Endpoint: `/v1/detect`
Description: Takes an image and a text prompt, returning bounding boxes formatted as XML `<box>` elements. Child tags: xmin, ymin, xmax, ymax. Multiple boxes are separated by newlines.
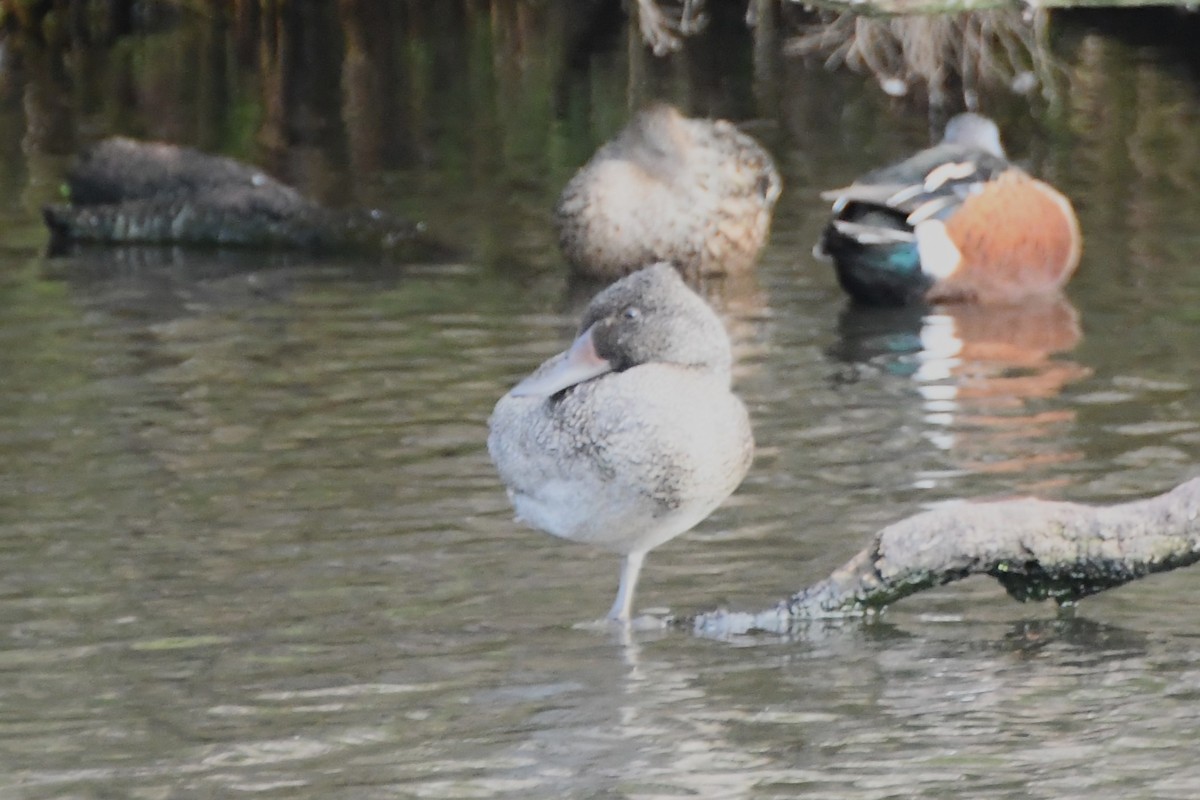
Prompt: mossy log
<box><xmin>692</xmin><ymin>477</ymin><xmax>1200</xmax><ymax>636</ymax></box>
<box><xmin>43</xmin><ymin>137</ymin><xmax>451</xmax><ymax>259</ymax></box>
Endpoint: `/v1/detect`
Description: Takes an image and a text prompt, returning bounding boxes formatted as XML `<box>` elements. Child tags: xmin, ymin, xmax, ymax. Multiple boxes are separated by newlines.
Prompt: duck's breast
<box><xmin>488</xmin><ymin>365</ymin><xmax>753</xmax><ymax>553</ymax></box>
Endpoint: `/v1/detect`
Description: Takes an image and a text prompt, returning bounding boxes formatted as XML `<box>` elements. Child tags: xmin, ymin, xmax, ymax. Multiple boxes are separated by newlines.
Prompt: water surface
<box><xmin>2</xmin><ymin>5</ymin><xmax>1200</xmax><ymax>798</ymax></box>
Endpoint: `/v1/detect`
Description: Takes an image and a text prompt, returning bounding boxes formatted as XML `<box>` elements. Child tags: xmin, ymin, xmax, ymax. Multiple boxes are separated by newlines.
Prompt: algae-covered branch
<box><xmin>692</xmin><ymin>477</ymin><xmax>1200</xmax><ymax>636</ymax></box>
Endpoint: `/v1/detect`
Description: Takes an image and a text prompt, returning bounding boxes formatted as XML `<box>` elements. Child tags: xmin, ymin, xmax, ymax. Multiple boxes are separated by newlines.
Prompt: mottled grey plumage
<box><xmin>555</xmin><ymin>104</ymin><xmax>781</xmax><ymax>281</ymax></box>
<box><xmin>488</xmin><ymin>264</ymin><xmax>753</xmax><ymax>621</ymax></box>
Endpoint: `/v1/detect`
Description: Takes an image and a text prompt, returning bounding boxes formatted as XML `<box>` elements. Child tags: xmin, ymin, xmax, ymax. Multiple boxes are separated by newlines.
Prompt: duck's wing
<box><xmin>823</xmin><ymin>144</ymin><xmax>1013</xmax><ymax>222</ymax></box>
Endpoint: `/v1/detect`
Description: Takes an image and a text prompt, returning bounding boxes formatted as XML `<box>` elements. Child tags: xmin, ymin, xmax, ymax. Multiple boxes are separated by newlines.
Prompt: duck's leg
<box><xmin>607</xmin><ymin>551</ymin><xmax>646</xmax><ymax>622</ymax></box>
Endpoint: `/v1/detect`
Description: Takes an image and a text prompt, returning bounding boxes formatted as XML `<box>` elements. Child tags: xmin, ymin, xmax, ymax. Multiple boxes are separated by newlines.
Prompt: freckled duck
<box><xmin>555</xmin><ymin>103</ymin><xmax>781</xmax><ymax>282</ymax></box>
<box><xmin>487</xmin><ymin>263</ymin><xmax>754</xmax><ymax>622</ymax></box>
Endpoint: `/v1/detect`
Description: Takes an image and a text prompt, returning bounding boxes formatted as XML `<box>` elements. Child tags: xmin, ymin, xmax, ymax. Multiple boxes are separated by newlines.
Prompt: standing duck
<box><xmin>817</xmin><ymin>113</ymin><xmax>1082</xmax><ymax>306</ymax></box>
<box><xmin>555</xmin><ymin>104</ymin><xmax>781</xmax><ymax>282</ymax></box>
<box><xmin>488</xmin><ymin>263</ymin><xmax>754</xmax><ymax>623</ymax></box>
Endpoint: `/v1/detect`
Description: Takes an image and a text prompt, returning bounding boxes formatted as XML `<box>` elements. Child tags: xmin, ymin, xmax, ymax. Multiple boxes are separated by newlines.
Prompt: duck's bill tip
<box><xmin>509</xmin><ymin>324</ymin><xmax>612</xmax><ymax>398</ymax></box>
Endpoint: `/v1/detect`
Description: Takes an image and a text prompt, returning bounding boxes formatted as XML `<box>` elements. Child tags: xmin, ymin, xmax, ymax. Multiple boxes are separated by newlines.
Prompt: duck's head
<box><xmin>941</xmin><ymin>112</ymin><xmax>1005</xmax><ymax>158</ymax></box>
<box><xmin>616</xmin><ymin>103</ymin><xmax>690</xmax><ymax>178</ymax></box>
<box><xmin>510</xmin><ymin>263</ymin><xmax>732</xmax><ymax>398</ymax></box>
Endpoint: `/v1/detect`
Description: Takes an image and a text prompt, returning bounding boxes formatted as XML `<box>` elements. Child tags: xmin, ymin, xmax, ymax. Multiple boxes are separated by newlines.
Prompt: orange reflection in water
<box><xmin>834</xmin><ymin>295</ymin><xmax>1090</xmax><ymax>493</ymax></box>
<box><xmin>914</xmin><ymin>296</ymin><xmax>1090</xmax><ymax>488</ymax></box>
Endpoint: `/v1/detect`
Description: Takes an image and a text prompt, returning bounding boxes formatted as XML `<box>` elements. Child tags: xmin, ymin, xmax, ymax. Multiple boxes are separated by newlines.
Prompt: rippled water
<box><xmin>3</xmin><ymin>5</ymin><xmax>1200</xmax><ymax>798</ymax></box>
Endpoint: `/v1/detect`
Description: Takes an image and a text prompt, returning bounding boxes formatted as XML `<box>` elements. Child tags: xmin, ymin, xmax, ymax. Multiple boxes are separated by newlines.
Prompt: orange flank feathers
<box><xmin>926</xmin><ymin>171</ymin><xmax>1083</xmax><ymax>304</ymax></box>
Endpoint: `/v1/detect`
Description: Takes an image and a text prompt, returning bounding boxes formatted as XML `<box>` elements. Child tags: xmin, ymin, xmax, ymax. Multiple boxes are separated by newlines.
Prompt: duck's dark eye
<box><xmin>623</xmin><ymin>307</ymin><xmax>641</xmax><ymax>321</ymax></box>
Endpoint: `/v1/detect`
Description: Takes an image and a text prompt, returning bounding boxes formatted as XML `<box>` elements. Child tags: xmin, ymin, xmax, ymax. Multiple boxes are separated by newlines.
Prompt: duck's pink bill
<box><xmin>509</xmin><ymin>323</ymin><xmax>613</xmax><ymax>398</ymax></box>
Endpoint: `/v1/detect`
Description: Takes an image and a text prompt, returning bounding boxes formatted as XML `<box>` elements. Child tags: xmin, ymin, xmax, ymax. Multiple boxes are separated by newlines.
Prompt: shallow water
<box><xmin>3</xmin><ymin>4</ymin><xmax>1200</xmax><ymax>798</ymax></box>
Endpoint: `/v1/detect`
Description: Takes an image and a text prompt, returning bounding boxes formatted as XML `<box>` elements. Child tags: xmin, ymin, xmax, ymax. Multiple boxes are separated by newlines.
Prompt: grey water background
<box><xmin>3</xmin><ymin>4</ymin><xmax>1200</xmax><ymax>797</ymax></box>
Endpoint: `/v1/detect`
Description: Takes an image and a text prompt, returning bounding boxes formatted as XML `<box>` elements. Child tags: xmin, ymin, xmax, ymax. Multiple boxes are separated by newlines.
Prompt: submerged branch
<box><xmin>692</xmin><ymin>477</ymin><xmax>1200</xmax><ymax>636</ymax></box>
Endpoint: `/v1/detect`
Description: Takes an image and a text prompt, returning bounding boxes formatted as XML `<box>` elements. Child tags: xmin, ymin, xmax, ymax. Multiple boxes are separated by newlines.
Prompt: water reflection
<box><xmin>832</xmin><ymin>297</ymin><xmax>1090</xmax><ymax>492</ymax></box>
<box><xmin>470</xmin><ymin>613</ymin><xmax>1198</xmax><ymax>798</ymax></box>
<box><xmin>491</xmin><ymin>630</ymin><xmax>776</xmax><ymax>797</ymax></box>
<box><xmin>41</xmin><ymin>245</ymin><xmax>311</xmax><ymax>323</ymax></box>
